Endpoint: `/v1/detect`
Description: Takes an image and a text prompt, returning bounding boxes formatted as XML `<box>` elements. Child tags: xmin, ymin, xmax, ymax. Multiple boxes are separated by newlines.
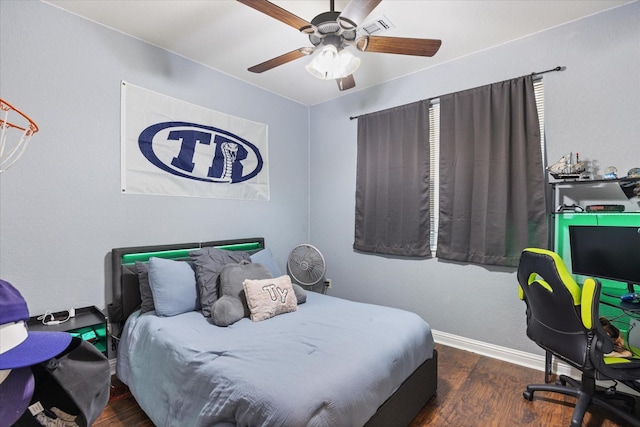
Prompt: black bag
<box><xmin>13</xmin><ymin>338</ymin><xmax>110</xmax><ymax>427</ymax></box>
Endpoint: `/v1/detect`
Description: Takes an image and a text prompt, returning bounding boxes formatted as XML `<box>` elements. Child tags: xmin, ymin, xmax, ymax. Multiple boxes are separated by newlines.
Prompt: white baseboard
<box><xmin>432</xmin><ymin>329</ymin><xmax>640</xmax><ymax>396</ymax></box>
<box><xmin>432</xmin><ymin>329</ymin><xmax>580</xmax><ymax>378</ymax></box>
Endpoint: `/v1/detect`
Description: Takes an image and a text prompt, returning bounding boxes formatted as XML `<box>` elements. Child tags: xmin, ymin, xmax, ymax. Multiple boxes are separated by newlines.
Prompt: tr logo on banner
<box><xmin>138</xmin><ymin>122</ymin><xmax>263</xmax><ymax>183</ymax></box>
<box><xmin>121</xmin><ymin>82</ymin><xmax>269</xmax><ymax>200</ymax></box>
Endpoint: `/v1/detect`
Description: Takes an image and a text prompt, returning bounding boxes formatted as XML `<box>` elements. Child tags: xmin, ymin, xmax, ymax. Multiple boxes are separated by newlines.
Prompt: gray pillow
<box><xmin>292</xmin><ymin>282</ymin><xmax>307</xmax><ymax>304</ymax></box>
<box><xmin>212</xmin><ymin>261</ymin><xmax>272</xmax><ymax>326</ymax></box>
<box><xmin>211</xmin><ymin>296</ymin><xmax>246</xmax><ymax>328</ymax></box>
<box><xmin>135</xmin><ymin>261</ymin><xmax>155</xmax><ymax>314</ymax></box>
<box><xmin>189</xmin><ymin>248</ymin><xmax>251</xmax><ymax>318</ymax></box>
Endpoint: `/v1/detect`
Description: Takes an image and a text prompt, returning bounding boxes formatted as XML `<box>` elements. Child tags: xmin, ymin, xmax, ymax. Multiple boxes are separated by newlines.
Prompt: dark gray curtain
<box><xmin>437</xmin><ymin>75</ymin><xmax>547</xmax><ymax>267</ymax></box>
<box><xmin>354</xmin><ymin>100</ymin><xmax>431</xmax><ymax>257</ymax></box>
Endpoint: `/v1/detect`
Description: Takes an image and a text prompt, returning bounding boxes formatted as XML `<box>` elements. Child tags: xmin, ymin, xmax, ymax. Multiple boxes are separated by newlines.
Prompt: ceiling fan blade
<box><xmin>337</xmin><ymin>74</ymin><xmax>356</xmax><ymax>91</ymax></box>
<box><xmin>248</xmin><ymin>48</ymin><xmax>311</xmax><ymax>73</ymax></box>
<box><xmin>357</xmin><ymin>36</ymin><xmax>442</xmax><ymax>57</ymax></box>
<box><xmin>337</xmin><ymin>0</ymin><xmax>382</xmax><ymax>30</ymax></box>
<box><xmin>237</xmin><ymin>0</ymin><xmax>312</xmax><ymax>31</ymax></box>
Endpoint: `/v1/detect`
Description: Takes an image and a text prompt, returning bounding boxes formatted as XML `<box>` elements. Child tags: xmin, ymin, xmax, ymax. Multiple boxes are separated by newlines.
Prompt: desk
<box><xmin>543</xmin><ymin>286</ymin><xmax>640</xmax><ymax>383</ymax></box>
<box><xmin>600</xmin><ymin>288</ymin><xmax>640</xmax><ymax>355</ymax></box>
<box><xmin>600</xmin><ymin>288</ymin><xmax>640</xmax><ymax>318</ymax></box>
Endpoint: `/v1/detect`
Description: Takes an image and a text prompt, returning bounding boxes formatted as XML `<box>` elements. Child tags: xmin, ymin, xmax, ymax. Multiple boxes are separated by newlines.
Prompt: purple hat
<box><xmin>0</xmin><ymin>279</ymin><xmax>72</xmax><ymax>370</ymax></box>
<box><xmin>0</xmin><ymin>367</ymin><xmax>35</xmax><ymax>427</ymax></box>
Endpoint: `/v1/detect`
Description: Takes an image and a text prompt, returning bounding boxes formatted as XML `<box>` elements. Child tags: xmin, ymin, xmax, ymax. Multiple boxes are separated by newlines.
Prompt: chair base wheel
<box><xmin>522</xmin><ymin>381</ymin><xmax>640</xmax><ymax>427</ymax></box>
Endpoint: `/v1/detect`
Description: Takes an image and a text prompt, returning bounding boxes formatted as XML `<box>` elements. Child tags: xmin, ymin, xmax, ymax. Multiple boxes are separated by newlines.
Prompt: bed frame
<box><xmin>108</xmin><ymin>237</ymin><xmax>437</xmax><ymax>427</ymax></box>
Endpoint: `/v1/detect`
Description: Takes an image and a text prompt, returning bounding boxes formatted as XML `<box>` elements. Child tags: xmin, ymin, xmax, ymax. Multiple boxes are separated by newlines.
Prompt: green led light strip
<box><xmin>121</xmin><ymin>242</ymin><xmax>263</xmax><ymax>264</ymax></box>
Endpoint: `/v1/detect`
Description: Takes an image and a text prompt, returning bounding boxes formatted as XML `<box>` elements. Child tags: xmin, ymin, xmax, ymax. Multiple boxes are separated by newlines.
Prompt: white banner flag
<box><xmin>121</xmin><ymin>82</ymin><xmax>269</xmax><ymax>200</ymax></box>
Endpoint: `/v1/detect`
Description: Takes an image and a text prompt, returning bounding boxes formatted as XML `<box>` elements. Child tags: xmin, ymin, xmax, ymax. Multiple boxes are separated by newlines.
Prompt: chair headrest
<box><xmin>517</xmin><ymin>248</ymin><xmax>581</xmax><ymax>305</ymax></box>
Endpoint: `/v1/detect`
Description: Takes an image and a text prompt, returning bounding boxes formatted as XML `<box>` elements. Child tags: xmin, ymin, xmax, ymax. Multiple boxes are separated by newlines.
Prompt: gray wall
<box><xmin>0</xmin><ymin>0</ymin><xmax>310</xmax><ymax>315</ymax></box>
<box><xmin>309</xmin><ymin>1</ymin><xmax>640</xmax><ymax>355</ymax></box>
<box><xmin>1</xmin><ymin>0</ymin><xmax>638</xmax><ymax>357</ymax></box>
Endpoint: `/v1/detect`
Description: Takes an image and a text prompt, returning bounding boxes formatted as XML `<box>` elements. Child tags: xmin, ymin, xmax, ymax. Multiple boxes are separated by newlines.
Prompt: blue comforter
<box><xmin>116</xmin><ymin>292</ymin><xmax>434</xmax><ymax>427</ymax></box>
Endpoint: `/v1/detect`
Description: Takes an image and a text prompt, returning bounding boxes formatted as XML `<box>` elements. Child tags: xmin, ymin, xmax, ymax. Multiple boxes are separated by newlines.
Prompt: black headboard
<box><xmin>108</xmin><ymin>238</ymin><xmax>265</xmax><ymax>328</ymax></box>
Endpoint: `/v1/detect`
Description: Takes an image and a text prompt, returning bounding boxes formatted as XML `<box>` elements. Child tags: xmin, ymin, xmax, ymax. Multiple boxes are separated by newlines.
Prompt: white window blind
<box><xmin>428</xmin><ymin>101</ymin><xmax>440</xmax><ymax>253</ymax></box>
<box><xmin>534</xmin><ymin>78</ymin><xmax>545</xmax><ymax>161</ymax></box>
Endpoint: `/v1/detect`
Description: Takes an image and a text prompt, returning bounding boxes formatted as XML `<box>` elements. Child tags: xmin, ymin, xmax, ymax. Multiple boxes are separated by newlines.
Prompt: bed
<box><xmin>109</xmin><ymin>238</ymin><xmax>437</xmax><ymax>427</ymax></box>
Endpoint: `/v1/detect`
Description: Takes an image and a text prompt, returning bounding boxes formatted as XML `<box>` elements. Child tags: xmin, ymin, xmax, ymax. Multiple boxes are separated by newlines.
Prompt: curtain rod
<box><xmin>531</xmin><ymin>65</ymin><xmax>565</xmax><ymax>76</ymax></box>
<box><xmin>349</xmin><ymin>65</ymin><xmax>565</xmax><ymax>120</ymax></box>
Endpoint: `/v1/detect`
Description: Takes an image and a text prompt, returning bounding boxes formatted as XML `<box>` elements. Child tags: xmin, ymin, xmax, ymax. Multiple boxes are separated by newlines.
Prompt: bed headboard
<box><xmin>108</xmin><ymin>238</ymin><xmax>265</xmax><ymax>328</ymax></box>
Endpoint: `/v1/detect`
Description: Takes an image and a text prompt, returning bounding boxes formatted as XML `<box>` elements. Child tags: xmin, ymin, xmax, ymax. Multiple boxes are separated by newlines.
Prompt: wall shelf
<box><xmin>547</xmin><ymin>176</ymin><xmax>640</xmax><ymax>252</ymax></box>
<box><xmin>549</xmin><ymin>176</ymin><xmax>640</xmax><ymax>186</ymax></box>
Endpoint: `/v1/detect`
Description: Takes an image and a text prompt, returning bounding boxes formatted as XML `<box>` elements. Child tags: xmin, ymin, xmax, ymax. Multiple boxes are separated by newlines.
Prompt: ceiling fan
<box><xmin>237</xmin><ymin>0</ymin><xmax>442</xmax><ymax>91</ymax></box>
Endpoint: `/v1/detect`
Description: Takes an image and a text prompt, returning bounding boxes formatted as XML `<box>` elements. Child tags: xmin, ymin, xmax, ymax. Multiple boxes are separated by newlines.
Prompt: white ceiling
<box><xmin>44</xmin><ymin>0</ymin><xmax>631</xmax><ymax>106</ymax></box>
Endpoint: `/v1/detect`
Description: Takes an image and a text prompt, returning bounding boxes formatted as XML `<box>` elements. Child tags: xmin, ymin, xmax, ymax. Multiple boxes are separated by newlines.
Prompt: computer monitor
<box><xmin>569</xmin><ymin>225</ymin><xmax>640</xmax><ymax>292</ymax></box>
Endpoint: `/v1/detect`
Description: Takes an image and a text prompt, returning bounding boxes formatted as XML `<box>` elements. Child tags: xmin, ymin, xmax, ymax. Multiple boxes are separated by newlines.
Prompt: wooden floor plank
<box><xmin>94</xmin><ymin>344</ymin><xmax>636</xmax><ymax>427</ymax></box>
<box><xmin>408</xmin><ymin>344</ymin><xmax>480</xmax><ymax>426</ymax></box>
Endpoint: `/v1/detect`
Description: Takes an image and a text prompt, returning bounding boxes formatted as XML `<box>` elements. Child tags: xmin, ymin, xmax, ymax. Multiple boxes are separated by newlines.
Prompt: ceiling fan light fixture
<box><xmin>305</xmin><ymin>45</ymin><xmax>360</xmax><ymax>80</ymax></box>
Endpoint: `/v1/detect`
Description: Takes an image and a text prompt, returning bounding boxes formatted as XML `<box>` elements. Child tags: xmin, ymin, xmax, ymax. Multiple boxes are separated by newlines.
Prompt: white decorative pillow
<box><xmin>242</xmin><ymin>275</ymin><xmax>297</xmax><ymax>322</ymax></box>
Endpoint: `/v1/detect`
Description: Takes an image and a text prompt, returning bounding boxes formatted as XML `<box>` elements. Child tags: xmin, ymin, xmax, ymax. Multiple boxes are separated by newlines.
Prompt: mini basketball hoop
<box><xmin>0</xmin><ymin>98</ymin><xmax>39</xmax><ymax>173</ymax></box>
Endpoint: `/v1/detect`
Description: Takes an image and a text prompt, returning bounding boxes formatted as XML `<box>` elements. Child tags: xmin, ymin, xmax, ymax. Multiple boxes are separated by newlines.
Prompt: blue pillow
<box><xmin>148</xmin><ymin>257</ymin><xmax>198</xmax><ymax>317</ymax></box>
<box><xmin>250</xmin><ymin>249</ymin><xmax>307</xmax><ymax>304</ymax></box>
<box><xmin>250</xmin><ymin>248</ymin><xmax>283</xmax><ymax>277</ymax></box>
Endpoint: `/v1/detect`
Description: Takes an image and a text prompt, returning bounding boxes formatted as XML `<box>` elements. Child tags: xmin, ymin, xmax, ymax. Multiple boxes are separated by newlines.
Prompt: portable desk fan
<box><xmin>287</xmin><ymin>244</ymin><xmax>330</xmax><ymax>294</ymax></box>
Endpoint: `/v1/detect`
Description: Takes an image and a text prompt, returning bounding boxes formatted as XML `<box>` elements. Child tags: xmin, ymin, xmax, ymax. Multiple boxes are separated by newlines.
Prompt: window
<box><xmin>427</xmin><ymin>79</ymin><xmax>544</xmax><ymax>255</ymax></box>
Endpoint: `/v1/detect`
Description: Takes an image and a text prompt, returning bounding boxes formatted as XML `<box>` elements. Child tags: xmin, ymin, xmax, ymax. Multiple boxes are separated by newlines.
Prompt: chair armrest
<box><xmin>595</xmin><ymin>334</ymin><xmax>615</xmax><ymax>354</ymax></box>
<box><xmin>582</xmin><ymin>278</ymin><xmax>615</xmax><ymax>355</ymax></box>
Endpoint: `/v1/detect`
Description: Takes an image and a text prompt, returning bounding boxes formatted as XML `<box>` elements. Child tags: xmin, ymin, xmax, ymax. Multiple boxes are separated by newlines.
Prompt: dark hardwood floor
<box><xmin>94</xmin><ymin>344</ymin><xmax>636</xmax><ymax>426</ymax></box>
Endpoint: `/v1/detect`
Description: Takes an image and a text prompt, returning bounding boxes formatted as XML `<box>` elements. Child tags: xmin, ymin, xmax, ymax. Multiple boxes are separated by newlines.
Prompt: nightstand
<box><xmin>27</xmin><ymin>306</ymin><xmax>107</xmax><ymax>356</ymax></box>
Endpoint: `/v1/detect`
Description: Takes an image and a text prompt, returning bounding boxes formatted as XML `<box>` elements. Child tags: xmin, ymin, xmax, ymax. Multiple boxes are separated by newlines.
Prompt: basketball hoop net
<box><xmin>0</xmin><ymin>98</ymin><xmax>39</xmax><ymax>173</ymax></box>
